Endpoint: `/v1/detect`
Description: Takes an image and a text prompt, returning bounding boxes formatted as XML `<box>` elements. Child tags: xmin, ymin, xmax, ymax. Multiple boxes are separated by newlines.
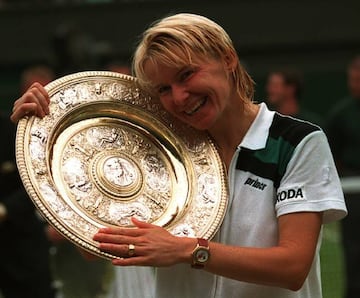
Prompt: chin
<box><xmin>190</xmin><ymin>121</ymin><xmax>214</xmax><ymax>131</ymax></box>
<box><xmin>192</xmin><ymin>125</ymin><xmax>208</xmax><ymax>131</ymax></box>
<box><xmin>180</xmin><ymin>113</ymin><xmax>215</xmax><ymax>131</ymax></box>
<box><xmin>181</xmin><ymin>119</ymin><xmax>207</xmax><ymax>131</ymax></box>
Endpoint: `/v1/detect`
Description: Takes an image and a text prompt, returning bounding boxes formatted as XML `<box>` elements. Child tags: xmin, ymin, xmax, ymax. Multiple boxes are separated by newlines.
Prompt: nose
<box><xmin>171</xmin><ymin>84</ymin><xmax>189</xmax><ymax>106</ymax></box>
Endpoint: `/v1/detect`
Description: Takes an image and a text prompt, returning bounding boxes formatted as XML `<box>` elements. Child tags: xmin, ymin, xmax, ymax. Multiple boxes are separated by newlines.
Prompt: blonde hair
<box><xmin>132</xmin><ymin>13</ymin><xmax>254</xmax><ymax>101</ymax></box>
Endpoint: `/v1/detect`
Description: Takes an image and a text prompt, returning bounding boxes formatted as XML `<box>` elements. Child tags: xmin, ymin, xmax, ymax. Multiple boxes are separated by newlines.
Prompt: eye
<box><xmin>179</xmin><ymin>68</ymin><xmax>195</xmax><ymax>82</ymax></box>
<box><xmin>157</xmin><ymin>85</ymin><xmax>171</xmax><ymax>95</ymax></box>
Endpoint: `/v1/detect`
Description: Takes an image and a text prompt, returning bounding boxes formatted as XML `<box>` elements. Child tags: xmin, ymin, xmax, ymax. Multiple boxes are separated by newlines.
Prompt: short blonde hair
<box><xmin>132</xmin><ymin>13</ymin><xmax>254</xmax><ymax>101</ymax></box>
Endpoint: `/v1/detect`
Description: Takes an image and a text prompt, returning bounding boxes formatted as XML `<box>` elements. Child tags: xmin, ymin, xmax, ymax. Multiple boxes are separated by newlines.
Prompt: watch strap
<box><xmin>197</xmin><ymin>238</ymin><xmax>208</xmax><ymax>247</ymax></box>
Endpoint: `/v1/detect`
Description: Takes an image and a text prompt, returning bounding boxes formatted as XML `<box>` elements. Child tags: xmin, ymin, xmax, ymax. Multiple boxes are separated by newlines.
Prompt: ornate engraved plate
<box><xmin>15</xmin><ymin>71</ymin><xmax>228</xmax><ymax>259</ymax></box>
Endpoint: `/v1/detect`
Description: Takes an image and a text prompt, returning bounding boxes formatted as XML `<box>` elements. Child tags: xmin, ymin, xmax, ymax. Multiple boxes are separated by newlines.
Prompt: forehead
<box><xmin>142</xmin><ymin>53</ymin><xmax>209</xmax><ymax>82</ymax></box>
<box><xmin>143</xmin><ymin>59</ymin><xmax>178</xmax><ymax>80</ymax></box>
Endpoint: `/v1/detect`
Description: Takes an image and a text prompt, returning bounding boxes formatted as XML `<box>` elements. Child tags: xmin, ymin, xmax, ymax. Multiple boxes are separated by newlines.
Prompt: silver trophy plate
<box><xmin>15</xmin><ymin>71</ymin><xmax>228</xmax><ymax>259</ymax></box>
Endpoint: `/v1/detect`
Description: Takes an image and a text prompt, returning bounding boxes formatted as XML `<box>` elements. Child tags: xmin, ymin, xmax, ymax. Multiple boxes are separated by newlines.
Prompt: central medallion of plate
<box><xmin>97</xmin><ymin>154</ymin><xmax>142</xmax><ymax>197</ymax></box>
<box><xmin>52</xmin><ymin>117</ymin><xmax>182</xmax><ymax>227</ymax></box>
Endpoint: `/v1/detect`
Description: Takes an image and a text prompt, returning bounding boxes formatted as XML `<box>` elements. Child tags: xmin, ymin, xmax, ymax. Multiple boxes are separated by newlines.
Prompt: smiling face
<box><xmin>143</xmin><ymin>56</ymin><xmax>235</xmax><ymax>130</ymax></box>
<box><xmin>133</xmin><ymin>13</ymin><xmax>254</xmax><ymax>131</ymax></box>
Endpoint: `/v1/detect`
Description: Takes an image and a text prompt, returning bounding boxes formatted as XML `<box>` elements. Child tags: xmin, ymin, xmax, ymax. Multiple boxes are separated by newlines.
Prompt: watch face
<box><xmin>195</xmin><ymin>248</ymin><xmax>209</xmax><ymax>263</ymax></box>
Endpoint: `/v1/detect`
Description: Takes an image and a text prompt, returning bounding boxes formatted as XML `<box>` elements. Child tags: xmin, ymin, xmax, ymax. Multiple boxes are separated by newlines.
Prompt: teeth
<box><xmin>185</xmin><ymin>98</ymin><xmax>207</xmax><ymax>115</ymax></box>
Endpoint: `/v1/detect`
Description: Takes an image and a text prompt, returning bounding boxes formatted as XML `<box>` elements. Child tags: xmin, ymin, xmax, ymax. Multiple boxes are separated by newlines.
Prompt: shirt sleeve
<box><xmin>275</xmin><ymin>130</ymin><xmax>347</xmax><ymax>223</ymax></box>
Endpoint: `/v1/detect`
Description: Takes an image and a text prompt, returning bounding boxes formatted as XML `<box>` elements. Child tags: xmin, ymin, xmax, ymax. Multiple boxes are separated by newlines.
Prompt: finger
<box><xmin>93</xmin><ymin>232</ymin><xmax>135</xmax><ymax>245</ymax></box>
<box><xmin>10</xmin><ymin>103</ymin><xmax>38</xmax><ymax>123</ymax></box>
<box><xmin>27</xmin><ymin>86</ymin><xmax>50</xmax><ymax>116</ymax></box>
<box><xmin>12</xmin><ymin>94</ymin><xmax>45</xmax><ymax>119</ymax></box>
<box><xmin>97</xmin><ymin>226</ymin><xmax>146</xmax><ymax>237</ymax></box>
<box><xmin>30</xmin><ymin>82</ymin><xmax>50</xmax><ymax>104</ymax></box>
<box><xmin>15</xmin><ymin>83</ymin><xmax>50</xmax><ymax>117</ymax></box>
<box><xmin>98</xmin><ymin>243</ymin><xmax>134</xmax><ymax>257</ymax></box>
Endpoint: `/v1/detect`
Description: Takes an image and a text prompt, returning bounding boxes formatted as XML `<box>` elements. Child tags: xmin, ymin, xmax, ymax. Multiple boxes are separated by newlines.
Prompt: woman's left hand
<box><xmin>93</xmin><ymin>217</ymin><xmax>196</xmax><ymax>267</ymax></box>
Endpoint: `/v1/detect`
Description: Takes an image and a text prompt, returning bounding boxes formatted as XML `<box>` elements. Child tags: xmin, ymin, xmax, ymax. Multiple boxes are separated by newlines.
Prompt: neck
<box><xmin>208</xmin><ymin>100</ymin><xmax>259</xmax><ymax>169</ymax></box>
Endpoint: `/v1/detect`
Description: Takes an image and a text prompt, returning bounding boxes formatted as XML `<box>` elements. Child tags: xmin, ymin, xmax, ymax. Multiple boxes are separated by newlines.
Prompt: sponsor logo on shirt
<box><xmin>276</xmin><ymin>188</ymin><xmax>304</xmax><ymax>203</ymax></box>
<box><xmin>244</xmin><ymin>177</ymin><xmax>267</xmax><ymax>190</ymax></box>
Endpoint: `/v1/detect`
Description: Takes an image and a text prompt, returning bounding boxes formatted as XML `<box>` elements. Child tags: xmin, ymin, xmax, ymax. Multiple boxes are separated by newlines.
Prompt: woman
<box><xmin>11</xmin><ymin>13</ymin><xmax>346</xmax><ymax>298</ymax></box>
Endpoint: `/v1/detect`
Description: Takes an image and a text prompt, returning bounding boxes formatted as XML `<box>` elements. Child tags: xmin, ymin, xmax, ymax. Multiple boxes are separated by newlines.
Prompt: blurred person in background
<box><xmin>325</xmin><ymin>55</ymin><xmax>360</xmax><ymax>298</ymax></box>
<box><xmin>266</xmin><ymin>68</ymin><xmax>323</xmax><ymax>127</ymax></box>
<box><xmin>0</xmin><ymin>65</ymin><xmax>55</xmax><ymax>298</ymax></box>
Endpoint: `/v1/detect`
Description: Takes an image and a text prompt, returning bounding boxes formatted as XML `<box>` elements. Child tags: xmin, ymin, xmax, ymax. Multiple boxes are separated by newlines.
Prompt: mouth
<box><xmin>184</xmin><ymin>97</ymin><xmax>207</xmax><ymax>116</ymax></box>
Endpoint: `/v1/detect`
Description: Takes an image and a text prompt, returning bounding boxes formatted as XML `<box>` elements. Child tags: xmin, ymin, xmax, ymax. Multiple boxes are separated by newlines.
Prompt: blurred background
<box><xmin>1</xmin><ymin>0</ymin><xmax>359</xmax><ymax>112</ymax></box>
<box><xmin>1</xmin><ymin>0</ymin><xmax>359</xmax><ymax>297</ymax></box>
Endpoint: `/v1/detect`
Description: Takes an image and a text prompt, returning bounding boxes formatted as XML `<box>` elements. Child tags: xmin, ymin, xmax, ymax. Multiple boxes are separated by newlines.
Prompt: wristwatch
<box><xmin>191</xmin><ymin>238</ymin><xmax>210</xmax><ymax>269</ymax></box>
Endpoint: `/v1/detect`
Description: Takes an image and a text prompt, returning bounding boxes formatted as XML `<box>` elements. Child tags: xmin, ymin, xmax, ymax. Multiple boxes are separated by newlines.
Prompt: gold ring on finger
<box><xmin>128</xmin><ymin>244</ymin><xmax>135</xmax><ymax>257</ymax></box>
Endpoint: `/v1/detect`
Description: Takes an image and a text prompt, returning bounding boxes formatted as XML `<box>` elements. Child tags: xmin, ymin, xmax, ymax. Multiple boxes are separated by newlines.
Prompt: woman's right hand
<box><xmin>10</xmin><ymin>82</ymin><xmax>50</xmax><ymax>123</ymax></box>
